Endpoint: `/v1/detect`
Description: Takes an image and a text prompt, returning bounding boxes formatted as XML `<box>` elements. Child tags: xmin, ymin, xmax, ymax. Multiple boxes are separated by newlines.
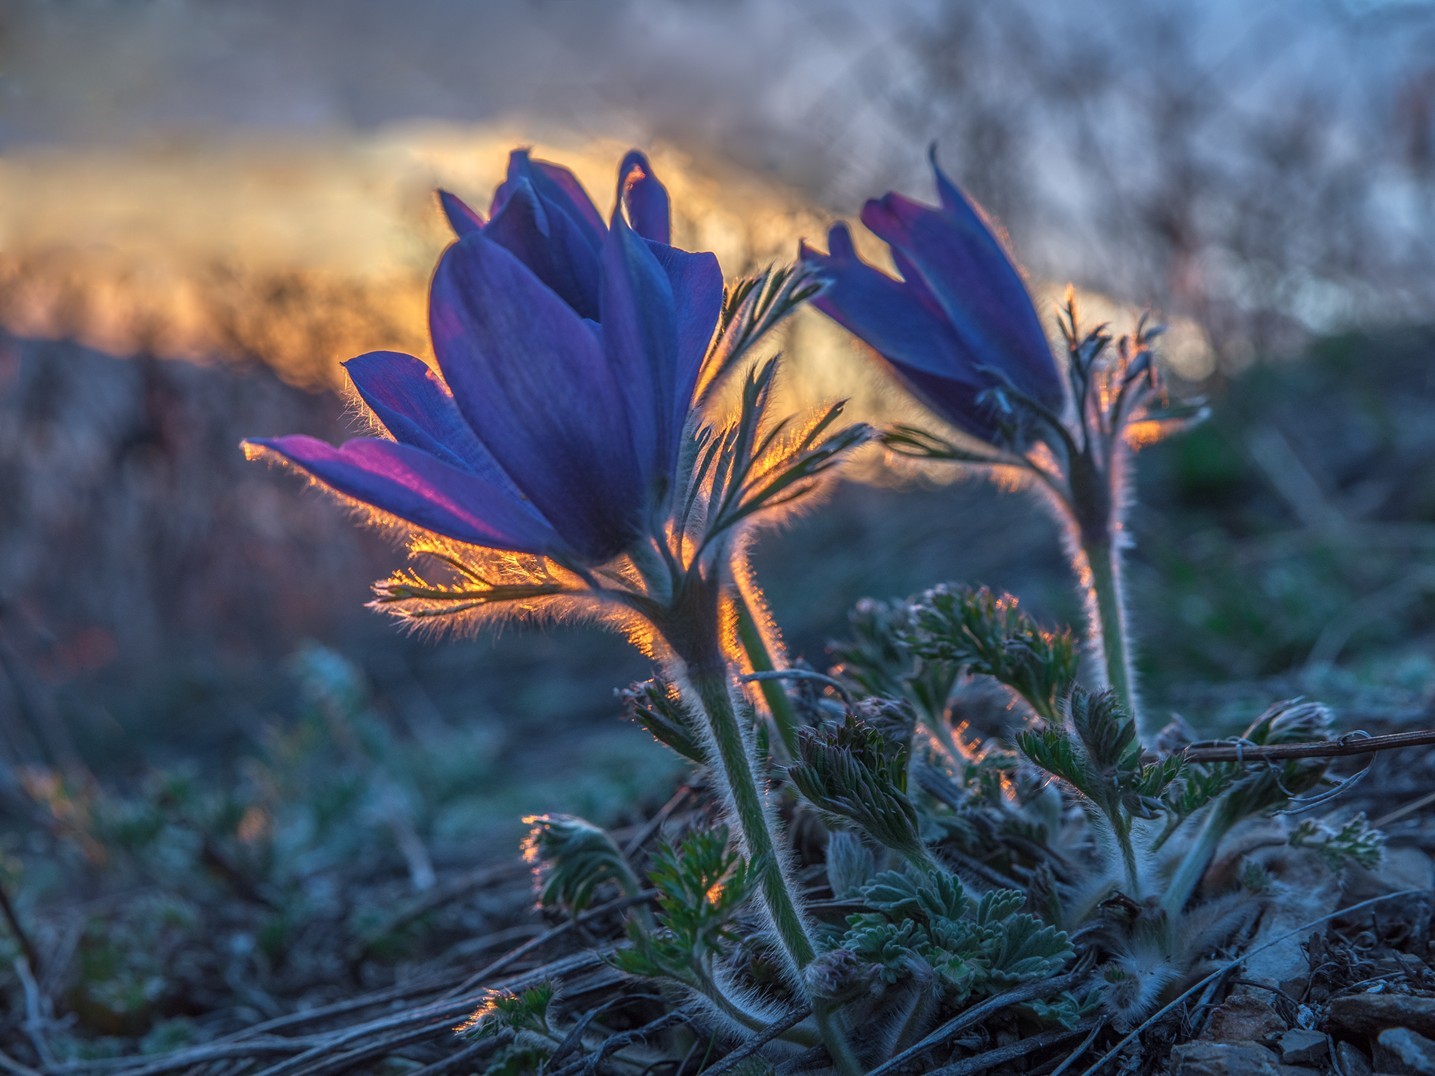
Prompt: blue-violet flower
<box><xmin>800</xmin><ymin>149</ymin><xmax>1064</xmax><ymax>446</ymax></box>
<box><xmin>245</xmin><ymin>150</ymin><xmax>720</xmax><ymax>569</ymax></box>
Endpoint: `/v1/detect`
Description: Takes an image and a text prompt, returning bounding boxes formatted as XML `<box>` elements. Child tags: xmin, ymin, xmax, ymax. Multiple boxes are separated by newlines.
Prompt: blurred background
<box><xmin>5</xmin><ymin>0</ymin><xmax>1435</xmax><ymax>1045</ymax></box>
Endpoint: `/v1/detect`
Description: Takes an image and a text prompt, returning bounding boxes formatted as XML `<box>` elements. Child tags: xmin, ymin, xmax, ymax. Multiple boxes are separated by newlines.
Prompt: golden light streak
<box><xmin>0</xmin><ymin>123</ymin><xmax>1216</xmax><ymax>424</ymax></box>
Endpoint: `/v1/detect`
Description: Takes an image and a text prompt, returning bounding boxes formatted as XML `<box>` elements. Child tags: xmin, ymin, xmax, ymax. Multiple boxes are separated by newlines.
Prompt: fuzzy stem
<box><xmin>692</xmin><ymin>965</ymin><xmax>819</xmax><ymax>1046</ymax></box>
<box><xmin>811</xmin><ymin>1002</ymin><xmax>864</xmax><ymax>1076</ymax></box>
<box><xmin>922</xmin><ymin>708</ymin><xmax>965</xmax><ymax>768</ymax></box>
<box><xmin>1161</xmin><ymin>802</ymin><xmax>1234</xmax><ymax>915</ymax></box>
<box><xmin>653</xmin><ymin>571</ymin><xmax>860</xmax><ymax>1076</ymax></box>
<box><xmin>686</xmin><ymin>663</ymin><xmax>815</xmax><ymax>970</ymax></box>
<box><xmin>1109</xmin><ymin>813</ymin><xmax>1142</xmax><ymax>896</ymax></box>
<box><xmin>732</xmin><ymin>587</ymin><xmax>802</xmax><ymax>761</ymax></box>
<box><xmin>685</xmin><ymin>665</ymin><xmax>863</xmax><ymax>1076</ymax></box>
<box><xmin>1077</xmin><ymin>537</ymin><xmax>1144</xmax><ymax>741</ymax></box>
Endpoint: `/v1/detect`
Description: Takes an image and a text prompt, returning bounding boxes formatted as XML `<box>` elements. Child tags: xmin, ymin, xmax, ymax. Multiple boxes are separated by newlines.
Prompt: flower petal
<box><xmin>618</xmin><ymin>150</ymin><xmax>671</xmax><ymax>245</ymax></box>
<box><xmin>645</xmin><ymin>240</ymin><xmax>722</xmax><ymax>432</ymax></box>
<box><xmin>244</xmin><ymin>435</ymin><xmax>561</xmax><ymax>553</ymax></box>
<box><xmin>437</xmin><ymin>190</ymin><xmax>484</xmax><ymax>238</ymax></box>
<box><xmin>344</xmin><ymin>351</ymin><xmax>543</xmax><ymax>517</ymax></box>
<box><xmin>483</xmin><ymin>177</ymin><xmax>603</xmax><ymax>320</ymax></box>
<box><xmin>801</xmin><ymin>223</ymin><xmax>1016</xmax><ymax>440</ymax></box>
<box><xmin>801</xmin><ymin>224</ymin><xmax>977</xmax><ymax>383</ymax></box>
<box><xmin>430</xmin><ymin>233</ymin><xmax>646</xmax><ymax>562</ymax></box>
<box><xmin>860</xmin><ymin>178</ymin><xmax>1061</xmax><ymax>408</ymax></box>
<box><xmin>491</xmin><ymin>149</ymin><xmax>605</xmax><ymax>245</ymax></box>
<box><xmin>599</xmin><ymin>215</ymin><xmax>673</xmax><ymax>484</ymax></box>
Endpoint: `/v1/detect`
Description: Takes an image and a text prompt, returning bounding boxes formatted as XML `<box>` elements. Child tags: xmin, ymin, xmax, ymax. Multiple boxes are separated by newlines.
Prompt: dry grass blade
<box><xmin>928</xmin><ymin>1023</ymin><xmax>1092</xmax><ymax>1075</ymax></box>
<box><xmin>700</xmin><ymin>1008</ymin><xmax>810</xmax><ymax>1076</ymax></box>
<box><xmin>868</xmin><ymin>970</ymin><xmax>1085</xmax><ymax>1075</ymax></box>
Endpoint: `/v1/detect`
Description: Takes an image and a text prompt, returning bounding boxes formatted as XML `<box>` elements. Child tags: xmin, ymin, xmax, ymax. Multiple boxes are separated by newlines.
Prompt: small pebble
<box><xmin>1328</xmin><ymin>995</ymin><xmax>1435</xmax><ymax>1039</ymax></box>
<box><xmin>1168</xmin><ymin>1041</ymin><xmax>1313</xmax><ymax>1075</ymax></box>
<box><xmin>1277</xmin><ymin>1028</ymin><xmax>1329</xmax><ymax>1066</ymax></box>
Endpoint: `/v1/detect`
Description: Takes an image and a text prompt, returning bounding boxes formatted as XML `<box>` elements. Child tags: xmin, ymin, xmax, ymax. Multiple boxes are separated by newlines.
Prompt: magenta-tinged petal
<box><xmin>618</xmin><ymin>150</ymin><xmax>671</xmax><ymax>245</ymax></box>
<box><xmin>344</xmin><ymin>351</ymin><xmax>542</xmax><ymax>517</ymax></box>
<box><xmin>430</xmin><ymin>234</ymin><xmax>645</xmax><ymax>562</ymax></box>
<box><xmin>438</xmin><ymin>190</ymin><xmax>484</xmax><ymax>238</ymax></box>
<box><xmin>245</xmin><ymin>435</ymin><xmax>561</xmax><ymax>553</ymax></box>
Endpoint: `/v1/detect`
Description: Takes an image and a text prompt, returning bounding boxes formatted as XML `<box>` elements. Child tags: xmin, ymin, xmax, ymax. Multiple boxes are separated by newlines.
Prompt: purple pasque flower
<box><xmin>245</xmin><ymin>151</ymin><xmax>722</xmax><ymax>567</ymax></box>
<box><xmin>436</xmin><ymin>148</ymin><xmax>673</xmax><ymax>321</ymax></box>
<box><xmin>800</xmin><ymin>149</ymin><xmax>1064</xmax><ymax>445</ymax></box>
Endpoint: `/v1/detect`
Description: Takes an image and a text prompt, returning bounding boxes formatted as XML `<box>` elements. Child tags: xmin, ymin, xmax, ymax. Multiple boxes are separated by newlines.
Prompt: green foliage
<box><xmin>825</xmin><ymin>831</ymin><xmax>877</xmax><ymax>899</ymax></box>
<box><xmin>789</xmin><ymin>715</ymin><xmax>925</xmax><ymax>864</ymax></box>
<box><xmin>841</xmin><ymin>867</ymin><xmax>1072</xmax><ymax>1004</ymax></box>
<box><xmin>904</xmin><ymin>584</ymin><xmax>1077</xmax><ymax>722</ymax></box>
<box><xmin>521</xmin><ymin>814</ymin><xmax>639</xmax><ymax>916</ymax></box>
<box><xmin>861</xmin><ymin>867</ymin><xmax>968</xmax><ymax>922</ymax></box>
<box><xmin>704</xmin><ymin>262</ymin><xmax>827</xmax><ymax>393</ymax></box>
<box><xmin>1215</xmin><ymin>699</ymin><xmax>1333</xmax><ymax>819</ymax></box>
<box><xmin>1017</xmin><ymin>687</ymin><xmax>1184</xmax><ymax>853</ymax></box>
<box><xmin>686</xmin><ymin>360</ymin><xmax>871</xmax><ymax>557</ymax></box>
<box><xmin>1290</xmin><ymin>812</ymin><xmax>1385</xmax><ymax>869</ymax></box>
<box><xmin>67</xmin><ymin>895</ymin><xmax>202</xmax><ymax>1036</ymax></box>
<box><xmin>458</xmin><ymin>983</ymin><xmax>557</xmax><ymax>1041</ymax></box>
<box><xmin>1161</xmin><ymin>763</ymin><xmax>1239</xmax><ymax>829</ymax></box>
<box><xmin>830</xmin><ymin>597</ymin><xmax>960</xmax><ymax>728</ymax></box>
<box><xmin>621</xmin><ymin>678</ymin><xmax>706</xmax><ymax>764</ymax></box>
<box><xmin>456</xmin><ymin>986</ymin><xmax>560</xmax><ymax>1075</ymax></box>
<box><xmin>1021</xmin><ymin>988</ymin><xmax>1104</xmax><ymax>1030</ymax></box>
<box><xmin>612</xmin><ymin>826</ymin><xmax>751</xmax><ymax>985</ymax></box>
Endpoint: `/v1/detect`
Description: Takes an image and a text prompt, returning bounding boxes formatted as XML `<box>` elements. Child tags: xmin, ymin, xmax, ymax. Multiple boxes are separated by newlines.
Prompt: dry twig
<box><xmin>1179</xmin><ymin>728</ymin><xmax>1435</xmax><ymax>765</ymax></box>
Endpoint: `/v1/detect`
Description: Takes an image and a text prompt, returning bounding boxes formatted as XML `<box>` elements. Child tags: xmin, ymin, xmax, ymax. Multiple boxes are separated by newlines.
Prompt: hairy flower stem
<box><xmin>732</xmin><ymin>586</ymin><xmax>802</xmax><ymax>761</ymax></box>
<box><xmin>1108</xmin><ymin>813</ymin><xmax>1142</xmax><ymax>897</ymax></box>
<box><xmin>686</xmin><ymin>663</ymin><xmax>815</xmax><ymax>966</ymax></box>
<box><xmin>692</xmin><ymin>966</ymin><xmax>819</xmax><ymax>1046</ymax></box>
<box><xmin>1161</xmin><ymin>801</ymin><xmax>1235</xmax><ymax>916</ymax></box>
<box><xmin>657</xmin><ymin>580</ymin><xmax>861</xmax><ymax>1076</ymax></box>
<box><xmin>685</xmin><ymin>666</ymin><xmax>863</xmax><ymax>1075</ymax></box>
<box><xmin>1076</xmin><ymin>537</ymin><xmax>1143</xmax><ymax>742</ymax></box>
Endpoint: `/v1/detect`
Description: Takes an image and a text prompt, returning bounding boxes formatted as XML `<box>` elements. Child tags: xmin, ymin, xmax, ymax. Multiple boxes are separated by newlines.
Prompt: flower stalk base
<box><xmin>658</xmin><ymin>574</ymin><xmax>860</xmax><ymax>1075</ymax></box>
<box><xmin>1077</xmin><ymin>537</ymin><xmax>1144</xmax><ymax>742</ymax></box>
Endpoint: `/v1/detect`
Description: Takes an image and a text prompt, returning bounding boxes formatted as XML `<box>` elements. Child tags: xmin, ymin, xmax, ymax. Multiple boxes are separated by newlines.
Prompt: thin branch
<box><xmin>1048</xmin><ymin>1019</ymin><xmax>1108</xmax><ymax>1076</ymax></box>
<box><xmin>0</xmin><ymin>1050</ymin><xmax>41</xmax><ymax>1076</ymax></box>
<box><xmin>1373</xmin><ymin>787</ymin><xmax>1435</xmax><ymax>829</ymax></box>
<box><xmin>0</xmin><ymin>879</ymin><xmax>41</xmax><ymax>982</ymax></box>
<box><xmin>701</xmin><ymin>1008</ymin><xmax>810</xmax><ymax>1076</ymax></box>
<box><xmin>14</xmin><ymin>956</ymin><xmax>54</xmax><ymax>1070</ymax></box>
<box><xmin>929</xmin><ymin>1023</ymin><xmax>1092</xmax><ymax>1075</ymax></box>
<box><xmin>1178</xmin><ymin>728</ymin><xmax>1435</xmax><ymax>765</ymax></box>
